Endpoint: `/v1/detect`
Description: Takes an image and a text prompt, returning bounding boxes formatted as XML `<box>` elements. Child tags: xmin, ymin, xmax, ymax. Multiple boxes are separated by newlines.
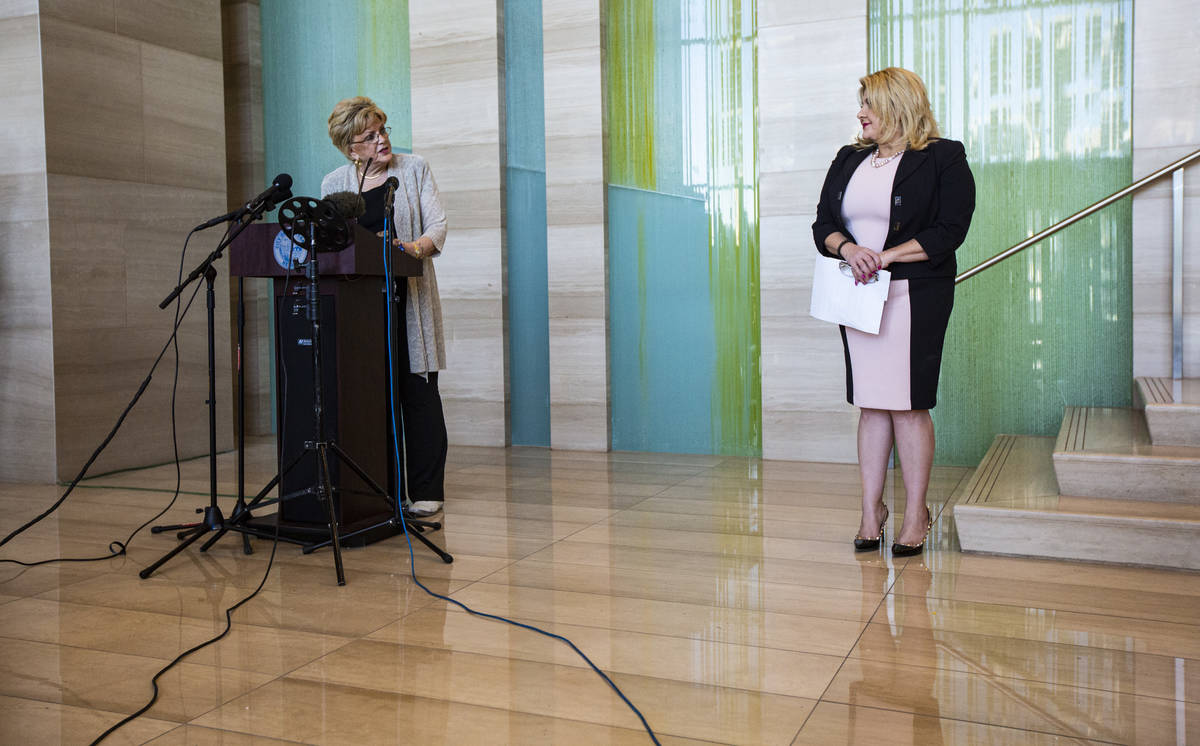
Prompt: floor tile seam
<box><xmin>794</xmin><ymin>555</ymin><xmax>906</xmax><ymax>740</ymax></box>
<box><xmin>885</xmin><ymin>586</ymin><xmax>1200</xmax><ymax>629</ymax></box>
<box><xmin>877</xmin><ymin>565</ymin><xmax>1171</xmax><ymax>742</ymax></box>
<box><xmin>4</xmin><ymin>595</ymin><xmax>366</xmax><ymax>645</ymax></box>
<box><xmin>346</xmin><ymin>631</ymin><xmax>843</xmax><ymax>701</ymax></box>
<box><xmin>0</xmin><ymin>628</ymin><xmax>357</xmax><ymax>684</ymax></box>
<box><xmin>0</xmin><ymin>692</ymin><xmax>186</xmax><ymax>728</ymax></box>
<box><xmin>597</xmin><ymin>518</ymin><xmax>878</xmax><ymax>539</ymax></box>
<box><xmin>495</xmin><ymin>557</ymin><xmax>895</xmax><ymax>595</ymax></box>
<box><xmin>163</xmin><ymin>722</ymin><xmax>310</xmax><ymax>745</ymax></box>
<box><xmin>552</xmin><ymin>532</ymin><xmax>864</xmax><ymax>556</ymax></box>
<box><xmin>849</xmin><ymin>618</ymin><xmax>1200</xmax><ymax>668</ymax></box>
<box><xmin>839</xmin><ymin>642</ymin><xmax>1200</xmax><ymax>706</ymax></box>
<box><xmin>802</xmin><ymin>700</ymin><xmax>1128</xmax><ymax>745</ymax></box>
<box><xmin>274</xmin><ymin>669</ymin><xmax>717</xmax><ymax>742</ymax></box>
<box><xmin>408</xmin><ymin>602</ymin><xmax>857</xmax><ymax>661</ymax></box>
<box><xmin>455</xmin><ymin>580</ymin><xmax>884</xmax><ymax>623</ymax></box>
<box><xmin>280</xmin><ymin>661</ymin><xmax>823</xmax><ymax>729</ymax></box>
<box><xmin>451</xmin><ymin>578</ymin><xmax>892</xmax><ymax>627</ymax></box>
<box><xmin>909</xmin><ymin>568</ymin><xmax>1200</xmax><ymax>601</ymax></box>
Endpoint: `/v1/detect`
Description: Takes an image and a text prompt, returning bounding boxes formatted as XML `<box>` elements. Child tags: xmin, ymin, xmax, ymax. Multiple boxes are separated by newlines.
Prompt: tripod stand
<box><xmin>218</xmin><ymin>197</ymin><xmax>451</xmax><ymax>584</ymax></box>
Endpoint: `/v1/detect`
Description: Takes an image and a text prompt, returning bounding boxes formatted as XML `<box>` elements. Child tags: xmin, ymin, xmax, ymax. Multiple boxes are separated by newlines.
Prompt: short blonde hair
<box><xmin>854</xmin><ymin>67</ymin><xmax>941</xmax><ymax>151</ymax></box>
<box><xmin>327</xmin><ymin>96</ymin><xmax>388</xmax><ymax>158</ymax></box>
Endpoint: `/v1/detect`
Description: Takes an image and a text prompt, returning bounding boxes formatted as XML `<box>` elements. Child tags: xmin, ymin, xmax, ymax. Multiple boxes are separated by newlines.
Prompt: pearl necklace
<box><xmin>870</xmin><ymin>148</ymin><xmax>904</xmax><ymax>168</ymax></box>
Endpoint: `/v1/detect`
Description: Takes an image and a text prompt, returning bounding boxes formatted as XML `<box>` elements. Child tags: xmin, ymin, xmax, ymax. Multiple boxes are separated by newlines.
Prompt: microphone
<box><xmin>357</xmin><ymin>157</ymin><xmax>374</xmax><ymax>193</ymax></box>
<box><xmin>193</xmin><ymin>173</ymin><xmax>293</xmax><ymax>231</ymax></box>
<box><xmin>383</xmin><ymin>176</ymin><xmax>399</xmax><ymax>212</ymax></box>
<box><xmin>324</xmin><ymin>191</ymin><xmax>366</xmax><ymax>220</ymax></box>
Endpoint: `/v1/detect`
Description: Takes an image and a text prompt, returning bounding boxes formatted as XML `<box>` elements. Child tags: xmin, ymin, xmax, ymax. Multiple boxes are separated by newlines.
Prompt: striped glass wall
<box><xmin>607</xmin><ymin>0</ymin><xmax>761</xmax><ymax>457</ymax></box>
<box><xmin>261</xmin><ymin>0</ymin><xmax>411</xmax><ymax>201</ymax></box>
<box><xmin>870</xmin><ymin>0</ymin><xmax>1133</xmax><ymax>464</ymax></box>
<box><xmin>504</xmin><ymin>0</ymin><xmax>551</xmax><ymax>446</ymax></box>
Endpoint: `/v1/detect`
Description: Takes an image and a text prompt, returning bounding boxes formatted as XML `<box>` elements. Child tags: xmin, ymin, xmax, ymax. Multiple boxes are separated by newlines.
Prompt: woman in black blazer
<box><xmin>812</xmin><ymin>67</ymin><xmax>975</xmax><ymax>557</ymax></box>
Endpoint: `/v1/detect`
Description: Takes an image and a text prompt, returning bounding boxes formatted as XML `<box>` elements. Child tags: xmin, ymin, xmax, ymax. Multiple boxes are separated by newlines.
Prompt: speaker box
<box><xmin>273</xmin><ymin>277</ymin><xmax>392</xmax><ymax>527</ymax></box>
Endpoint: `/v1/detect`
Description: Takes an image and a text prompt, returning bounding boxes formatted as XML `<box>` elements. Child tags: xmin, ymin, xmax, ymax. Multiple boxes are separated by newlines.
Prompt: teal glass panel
<box><xmin>610</xmin><ymin>187</ymin><xmax>715</xmax><ymax>452</ymax></box>
<box><xmin>504</xmin><ymin>0</ymin><xmax>550</xmax><ymax>446</ymax></box>
<box><xmin>870</xmin><ymin>0</ymin><xmax>1133</xmax><ymax>465</ymax></box>
<box><xmin>607</xmin><ymin>0</ymin><xmax>760</xmax><ymax>456</ymax></box>
<box><xmin>261</xmin><ymin>0</ymin><xmax>411</xmax><ymax>202</ymax></box>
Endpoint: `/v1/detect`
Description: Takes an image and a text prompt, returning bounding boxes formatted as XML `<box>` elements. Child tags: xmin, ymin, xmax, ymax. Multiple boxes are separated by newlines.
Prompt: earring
<box><xmin>353</xmin><ymin>156</ymin><xmax>361</xmax><ymax>169</ymax></box>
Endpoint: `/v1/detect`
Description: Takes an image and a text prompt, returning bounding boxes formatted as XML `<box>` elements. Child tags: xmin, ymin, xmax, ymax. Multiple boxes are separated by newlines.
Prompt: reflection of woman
<box><xmin>322</xmin><ymin>96</ymin><xmax>449</xmax><ymax>517</ymax></box>
<box><xmin>812</xmin><ymin>68</ymin><xmax>974</xmax><ymax>556</ymax></box>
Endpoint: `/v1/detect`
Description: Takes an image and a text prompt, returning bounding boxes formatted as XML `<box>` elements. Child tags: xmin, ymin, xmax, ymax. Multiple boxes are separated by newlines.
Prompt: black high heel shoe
<box><xmin>891</xmin><ymin>505</ymin><xmax>934</xmax><ymax>557</ymax></box>
<box><xmin>853</xmin><ymin>505</ymin><xmax>889</xmax><ymax>552</ymax></box>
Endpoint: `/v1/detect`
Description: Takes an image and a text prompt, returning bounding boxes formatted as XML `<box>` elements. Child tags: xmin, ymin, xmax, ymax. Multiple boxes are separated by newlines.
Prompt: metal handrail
<box><xmin>955</xmin><ymin>148</ymin><xmax>1199</xmax><ymax>283</ymax></box>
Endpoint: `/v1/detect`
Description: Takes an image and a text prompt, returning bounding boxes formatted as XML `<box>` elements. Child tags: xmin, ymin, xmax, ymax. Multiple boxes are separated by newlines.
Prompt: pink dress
<box><xmin>841</xmin><ymin>154</ymin><xmax>914</xmax><ymax>410</ymax></box>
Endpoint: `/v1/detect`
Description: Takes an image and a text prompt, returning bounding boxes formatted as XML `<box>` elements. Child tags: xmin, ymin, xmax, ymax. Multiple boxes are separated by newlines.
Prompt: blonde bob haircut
<box><xmin>854</xmin><ymin>67</ymin><xmax>940</xmax><ymax>151</ymax></box>
<box><xmin>327</xmin><ymin>96</ymin><xmax>388</xmax><ymax>158</ymax></box>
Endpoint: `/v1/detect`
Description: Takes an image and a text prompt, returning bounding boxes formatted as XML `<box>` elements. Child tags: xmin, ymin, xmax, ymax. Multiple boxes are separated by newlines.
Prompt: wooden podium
<box><xmin>230</xmin><ymin>222</ymin><xmax>422</xmax><ymax>537</ymax></box>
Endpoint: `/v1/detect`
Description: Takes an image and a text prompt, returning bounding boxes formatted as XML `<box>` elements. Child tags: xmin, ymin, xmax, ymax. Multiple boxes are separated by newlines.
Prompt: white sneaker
<box><xmin>406</xmin><ymin>500</ymin><xmax>443</xmax><ymax>517</ymax></box>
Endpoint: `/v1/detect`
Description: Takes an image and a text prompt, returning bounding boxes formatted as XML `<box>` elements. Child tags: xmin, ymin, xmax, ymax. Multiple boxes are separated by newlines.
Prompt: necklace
<box><xmin>870</xmin><ymin>147</ymin><xmax>904</xmax><ymax>168</ymax></box>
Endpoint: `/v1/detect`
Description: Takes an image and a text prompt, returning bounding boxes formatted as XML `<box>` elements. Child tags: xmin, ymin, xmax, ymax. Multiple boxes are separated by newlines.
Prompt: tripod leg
<box><xmin>327</xmin><ymin>441</ymin><xmax>392</xmax><ymax>503</ymax></box>
<box><xmin>316</xmin><ymin>446</ymin><xmax>346</xmax><ymax>586</ymax></box>
<box><xmin>199</xmin><ymin>527</ymin><xmax>230</xmax><ymax>552</ymax></box>
<box><xmin>139</xmin><ymin>525</ymin><xmax>208</xmax><ymax>579</ymax></box>
<box><xmin>402</xmin><ymin>519</ymin><xmax>454</xmax><ymax>564</ymax></box>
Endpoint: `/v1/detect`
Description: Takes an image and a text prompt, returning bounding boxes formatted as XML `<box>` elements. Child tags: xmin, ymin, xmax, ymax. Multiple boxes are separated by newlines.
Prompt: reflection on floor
<box><xmin>1</xmin><ymin>438</ymin><xmax>1197</xmax><ymax>744</ymax></box>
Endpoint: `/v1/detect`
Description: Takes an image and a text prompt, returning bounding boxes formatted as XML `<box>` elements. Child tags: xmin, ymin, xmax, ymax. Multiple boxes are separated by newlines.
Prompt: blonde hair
<box><xmin>327</xmin><ymin>96</ymin><xmax>388</xmax><ymax>158</ymax></box>
<box><xmin>854</xmin><ymin>67</ymin><xmax>941</xmax><ymax>151</ymax></box>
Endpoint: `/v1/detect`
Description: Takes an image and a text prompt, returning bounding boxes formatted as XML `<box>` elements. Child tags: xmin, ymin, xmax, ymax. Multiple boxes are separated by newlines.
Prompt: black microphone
<box><xmin>192</xmin><ymin>173</ymin><xmax>293</xmax><ymax>232</ymax></box>
<box><xmin>357</xmin><ymin>157</ymin><xmax>374</xmax><ymax>193</ymax></box>
<box><xmin>383</xmin><ymin>176</ymin><xmax>399</xmax><ymax>212</ymax></box>
<box><xmin>325</xmin><ymin>190</ymin><xmax>366</xmax><ymax>220</ymax></box>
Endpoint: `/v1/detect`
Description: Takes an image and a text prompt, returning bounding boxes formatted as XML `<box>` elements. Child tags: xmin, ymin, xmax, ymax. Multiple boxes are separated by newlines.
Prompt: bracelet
<box><xmin>834</xmin><ymin>238</ymin><xmax>851</xmax><ymax>258</ymax></box>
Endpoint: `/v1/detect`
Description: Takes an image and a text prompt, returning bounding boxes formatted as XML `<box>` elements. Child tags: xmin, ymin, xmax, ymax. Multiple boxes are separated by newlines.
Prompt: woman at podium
<box><xmin>321</xmin><ymin>96</ymin><xmax>448</xmax><ymax>518</ymax></box>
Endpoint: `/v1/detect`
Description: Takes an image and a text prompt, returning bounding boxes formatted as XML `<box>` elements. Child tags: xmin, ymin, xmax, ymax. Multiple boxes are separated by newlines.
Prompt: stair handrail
<box><xmin>956</xmin><ymin>148</ymin><xmax>1198</xmax><ymax>283</ymax></box>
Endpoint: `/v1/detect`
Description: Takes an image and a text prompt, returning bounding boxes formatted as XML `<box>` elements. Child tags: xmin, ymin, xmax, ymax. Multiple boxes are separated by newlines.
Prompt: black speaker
<box><xmin>273</xmin><ymin>277</ymin><xmax>391</xmax><ymax>527</ymax></box>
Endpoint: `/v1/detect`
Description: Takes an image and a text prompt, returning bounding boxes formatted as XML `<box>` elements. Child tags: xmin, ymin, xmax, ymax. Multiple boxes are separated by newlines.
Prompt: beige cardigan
<box><xmin>321</xmin><ymin>154</ymin><xmax>447</xmax><ymax>373</ymax></box>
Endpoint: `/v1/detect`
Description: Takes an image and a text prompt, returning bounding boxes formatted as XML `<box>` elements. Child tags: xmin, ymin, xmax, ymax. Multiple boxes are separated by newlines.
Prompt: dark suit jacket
<box><xmin>811</xmin><ymin>138</ymin><xmax>975</xmax><ymax>279</ymax></box>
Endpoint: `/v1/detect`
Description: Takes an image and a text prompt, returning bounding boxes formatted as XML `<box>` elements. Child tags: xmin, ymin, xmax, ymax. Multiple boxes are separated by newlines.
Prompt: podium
<box><xmin>230</xmin><ymin>222</ymin><xmax>422</xmax><ymax>538</ymax></box>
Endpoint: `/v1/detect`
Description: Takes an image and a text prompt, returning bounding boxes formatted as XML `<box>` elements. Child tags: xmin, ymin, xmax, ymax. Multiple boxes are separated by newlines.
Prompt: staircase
<box><xmin>952</xmin><ymin>378</ymin><xmax>1200</xmax><ymax>570</ymax></box>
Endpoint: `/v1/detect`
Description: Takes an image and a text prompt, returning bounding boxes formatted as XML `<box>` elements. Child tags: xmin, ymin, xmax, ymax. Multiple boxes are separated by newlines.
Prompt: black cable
<box><xmin>90</xmin><ymin>243</ymin><xmax>298</xmax><ymax>745</ymax></box>
<box><xmin>378</xmin><ymin>227</ymin><xmax>659</xmax><ymax>744</ymax></box>
<box><xmin>87</xmin><ymin>526</ymin><xmax>280</xmax><ymax>746</ymax></box>
<box><xmin>0</xmin><ymin>222</ymin><xmax>238</xmax><ymax>565</ymax></box>
<box><xmin>0</xmin><ymin>280</ymin><xmax>203</xmax><ymax>562</ymax></box>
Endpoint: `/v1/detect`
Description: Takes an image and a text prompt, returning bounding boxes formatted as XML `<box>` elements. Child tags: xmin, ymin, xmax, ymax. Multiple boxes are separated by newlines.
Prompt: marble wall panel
<box><xmin>1132</xmin><ymin>0</ymin><xmax>1200</xmax><ymax>378</ymax></box>
<box><xmin>39</xmin><ymin>17</ymin><xmax>144</xmax><ymax>184</ymax></box>
<box><xmin>37</xmin><ymin>3</ymin><xmax>231</xmax><ymax>480</ymax></box>
<box><xmin>37</xmin><ymin>0</ymin><xmax>115</xmax><ymax>32</ymax></box>
<box><xmin>221</xmin><ymin>0</ymin><xmax>271</xmax><ymax>436</ymax></box>
<box><xmin>114</xmin><ymin>0</ymin><xmax>222</xmax><ymax>61</ymax></box>
<box><xmin>0</xmin><ymin>12</ymin><xmax>55</xmax><ymax>482</ymax></box>
<box><xmin>410</xmin><ymin>0</ymin><xmax>507</xmax><ymax>447</ymax></box>
<box><xmin>758</xmin><ymin>0</ymin><xmax>866</xmax><ymax>462</ymax></box>
<box><xmin>142</xmin><ymin>44</ymin><xmax>226</xmax><ymax>191</ymax></box>
<box><xmin>544</xmin><ymin>0</ymin><xmax>608</xmax><ymax>451</ymax></box>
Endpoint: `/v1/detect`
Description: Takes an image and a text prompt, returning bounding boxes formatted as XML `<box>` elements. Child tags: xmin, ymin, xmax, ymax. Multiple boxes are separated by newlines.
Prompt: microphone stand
<box><xmin>141</xmin><ymin>203</ymin><xmax>277</xmax><ymax>579</ymax></box>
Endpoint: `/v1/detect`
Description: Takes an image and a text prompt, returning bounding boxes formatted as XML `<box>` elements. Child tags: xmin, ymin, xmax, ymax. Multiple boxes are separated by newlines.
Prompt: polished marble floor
<box><xmin>1</xmin><ymin>438</ymin><xmax>1197</xmax><ymax>744</ymax></box>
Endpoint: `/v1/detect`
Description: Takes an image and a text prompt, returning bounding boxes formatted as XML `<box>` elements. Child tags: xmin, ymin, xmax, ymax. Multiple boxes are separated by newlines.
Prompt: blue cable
<box><xmin>379</xmin><ymin>222</ymin><xmax>659</xmax><ymax>744</ymax></box>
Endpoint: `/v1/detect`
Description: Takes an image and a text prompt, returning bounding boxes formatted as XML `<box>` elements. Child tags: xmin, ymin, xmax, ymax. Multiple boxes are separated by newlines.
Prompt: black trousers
<box><xmin>387</xmin><ymin>279</ymin><xmax>448</xmax><ymax>502</ymax></box>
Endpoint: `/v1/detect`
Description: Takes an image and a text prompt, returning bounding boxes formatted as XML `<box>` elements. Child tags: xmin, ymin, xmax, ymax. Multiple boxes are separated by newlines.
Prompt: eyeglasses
<box><xmin>351</xmin><ymin>126</ymin><xmax>392</xmax><ymax>145</ymax></box>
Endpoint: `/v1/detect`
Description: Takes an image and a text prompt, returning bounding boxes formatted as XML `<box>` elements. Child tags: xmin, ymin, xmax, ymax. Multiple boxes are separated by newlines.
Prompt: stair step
<box><xmin>1135</xmin><ymin>377</ymin><xmax>1200</xmax><ymax>446</ymax></box>
<box><xmin>953</xmin><ymin>435</ymin><xmax>1200</xmax><ymax>570</ymax></box>
<box><xmin>1052</xmin><ymin>407</ymin><xmax>1200</xmax><ymax>503</ymax></box>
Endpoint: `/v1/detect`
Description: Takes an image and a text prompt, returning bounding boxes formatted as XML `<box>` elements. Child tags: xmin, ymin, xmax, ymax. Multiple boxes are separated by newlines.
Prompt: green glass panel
<box><xmin>870</xmin><ymin>0</ymin><xmax>1133</xmax><ymax>465</ymax></box>
<box><xmin>607</xmin><ymin>0</ymin><xmax>761</xmax><ymax>457</ymax></box>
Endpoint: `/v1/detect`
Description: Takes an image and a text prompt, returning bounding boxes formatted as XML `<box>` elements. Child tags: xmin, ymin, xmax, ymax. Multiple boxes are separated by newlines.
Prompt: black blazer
<box><xmin>812</xmin><ymin>138</ymin><xmax>975</xmax><ymax>279</ymax></box>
